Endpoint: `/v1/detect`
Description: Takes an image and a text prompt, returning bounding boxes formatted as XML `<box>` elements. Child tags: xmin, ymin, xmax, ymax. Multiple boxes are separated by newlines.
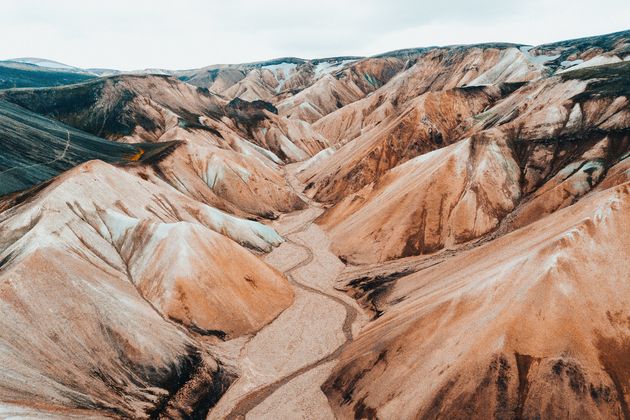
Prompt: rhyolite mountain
<box><xmin>0</xmin><ymin>29</ymin><xmax>629</xmax><ymax>419</ymax></box>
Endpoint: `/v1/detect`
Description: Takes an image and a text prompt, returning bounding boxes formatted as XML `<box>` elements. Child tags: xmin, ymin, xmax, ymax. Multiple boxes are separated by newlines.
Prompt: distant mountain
<box><xmin>0</xmin><ymin>58</ymin><xmax>175</xmax><ymax>89</ymax></box>
<box><xmin>0</xmin><ymin>60</ymin><xmax>95</xmax><ymax>89</ymax></box>
<box><xmin>10</xmin><ymin>57</ymin><xmax>83</xmax><ymax>72</ymax></box>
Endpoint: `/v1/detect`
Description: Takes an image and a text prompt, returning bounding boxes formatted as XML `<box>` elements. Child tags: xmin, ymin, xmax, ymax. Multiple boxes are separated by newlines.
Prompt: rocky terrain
<box><xmin>0</xmin><ymin>29</ymin><xmax>629</xmax><ymax>419</ymax></box>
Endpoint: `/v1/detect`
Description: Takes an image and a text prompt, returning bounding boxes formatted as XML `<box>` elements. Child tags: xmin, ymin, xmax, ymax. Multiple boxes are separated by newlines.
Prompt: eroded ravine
<box><xmin>208</xmin><ymin>164</ymin><xmax>366</xmax><ymax>419</ymax></box>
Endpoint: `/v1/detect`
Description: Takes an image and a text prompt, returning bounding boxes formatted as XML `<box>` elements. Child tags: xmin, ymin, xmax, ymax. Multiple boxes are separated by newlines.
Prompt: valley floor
<box><xmin>206</xmin><ymin>164</ymin><xmax>368</xmax><ymax>419</ymax></box>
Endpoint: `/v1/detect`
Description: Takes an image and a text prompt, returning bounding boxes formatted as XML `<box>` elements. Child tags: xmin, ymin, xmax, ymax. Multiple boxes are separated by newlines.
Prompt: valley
<box><xmin>0</xmin><ymin>29</ymin><xmax>629</xmax><ymax>419</ymax></box>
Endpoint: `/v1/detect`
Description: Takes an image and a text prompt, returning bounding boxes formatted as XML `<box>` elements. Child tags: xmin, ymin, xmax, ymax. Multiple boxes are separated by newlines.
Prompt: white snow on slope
<box><xmin>560</xmin><ymin>59</ymin><xmax>584</xmax><ymax>69</ymax></box>
<box><xmin>263</xmin><ymin>62</ymin><xmax>298</xmax><ymax>77</ymax></box>
<box><xmin>557</xmin><ymin>55</ymin><xmax>622</xmax><ymax>73</ymax></box>
<box><xmin>519</xmin><ymin>46</ymin><xmax>560</xmax><ymax>65</ymax></box>
<box><xmin>467</xmin><ymin>48</ymin><xmax>533</xmax><ymax>86</ymax></box>
<box><xmin>313</xmin><ymin>59</ymin><xmax>357</xmax><ymax>77</ymax></box>
<box><xmin>263</xmin><ymin>62</ymin><xmax>298</xmax><ymax>92</ymax></box>
<box><xmin>11</xmin><ymin>57</ymin><xmax>79</xmax><ymax>71</ymax></box>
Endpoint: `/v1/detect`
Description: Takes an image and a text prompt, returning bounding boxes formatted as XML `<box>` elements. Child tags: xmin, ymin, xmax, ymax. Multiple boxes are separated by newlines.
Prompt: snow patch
<box><xmin>557</xmin><ymin>55</ymin><xmax>622</xmax><ymax>73</ymax></box>
<box><xmin>12</xmin><ymin>57</ymin><xmax>77</xmax><ymax>70</ymax></box>
<box><xmin>560</xmin><ymin>59</ymin><xmax>584</xmax><ymax>68</ymax></box>
<box><xmin>313</xmin><ymin>59</ymin><xmax>356</xmax><ymax>77</ymax></box>
<box><xmin>200</xmin><ymin>206</ymin><xmax>283</xmax><ymax>251</ymax></box>
<box><xmin>519</xmin><ymin>46</ymin><xmax>560</xmax><ymax>65</ymax></box>
<box><xmin>467</xmin><ymin>48</ymin><xmax>533</xmax><ymax>86</ymax></box>
<box><xmin>263</xmin><ymin>62</ymin><xmax>298</xmax><ymax>92</ymax></box>
<box><xmin>263</xmin><ymin>62</ymin><xmax>298</xmax><ymax>77</ymax></box>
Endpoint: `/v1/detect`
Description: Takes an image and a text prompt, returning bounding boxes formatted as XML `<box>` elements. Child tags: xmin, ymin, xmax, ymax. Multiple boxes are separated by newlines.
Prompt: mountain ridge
<box><xmin>0</xmin><ymin>28</ymin><xmax>629</xmax><ymax>419</ymax></box>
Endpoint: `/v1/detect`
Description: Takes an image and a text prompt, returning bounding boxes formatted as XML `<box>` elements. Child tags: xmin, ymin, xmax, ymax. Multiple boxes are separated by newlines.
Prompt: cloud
<box><xmin>0</xmin><ymin>0</ymin><xmax>627</xmax><ymax>70</ymax></box>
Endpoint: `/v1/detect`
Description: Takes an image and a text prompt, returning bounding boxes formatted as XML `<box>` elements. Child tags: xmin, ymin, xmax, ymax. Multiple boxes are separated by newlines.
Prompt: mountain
<box><xmin>325</xmin><ymin>178</ymin><xmax>630</xmax><ymax>419</ymax></box>
<box><xmin>0</xmin><ymin>60</ymin><xmax>95</xmax><ymax>89</ymax></box>
<box><xmin>316</xmin><ymin>63</ymin><xmax>630</xmax><ymax>263</ymax></box>
<box><xmin>0</xmin><ymin>158</ymin><xmax>292</xmax><ymax>417</ymax></box>
<box><xmin>9</xmin><ymin>57</ymin><xmax>83</xmax><ymax>72</ymax></box>
<box><xmin>0</xmin><ymin>29</ymin><xmax>629</xmax><ymax>419</ymax></box>
<box><xmin>0</xmin><ymin>74</ymin><xmax>309</xmax><ymax>218</ymax></box>
<box><xmin>0</xmin><ymin>98</ymin><xmax>178</xmax><ymax>196</ymax></box>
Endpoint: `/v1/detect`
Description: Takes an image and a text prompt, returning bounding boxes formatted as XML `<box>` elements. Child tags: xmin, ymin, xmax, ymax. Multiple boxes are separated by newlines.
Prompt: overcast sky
<box><xmin>1</xmin><ymin>0</ymin><xmax>628</xmax><ymax>70</ymax></box>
